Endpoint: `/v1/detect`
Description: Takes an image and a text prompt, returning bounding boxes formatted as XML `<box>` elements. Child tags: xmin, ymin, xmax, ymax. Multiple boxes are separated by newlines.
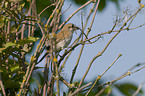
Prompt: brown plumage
<box><xmin>38</xmin><ymin>23</ymin><xmax>79</xmax><ymax>64</ymax></box>
<box><xmin>48</xmin><ymin>23</ymin><xmax>79</xmax><ymax>52</ymax></box>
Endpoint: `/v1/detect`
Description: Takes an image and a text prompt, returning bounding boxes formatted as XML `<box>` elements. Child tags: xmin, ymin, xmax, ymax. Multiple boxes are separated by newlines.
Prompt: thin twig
<box><xmin>79</xmin><ymin>0</ymin><xmax>100</xmax><ymax>88</ymax></box>
<box><xmin>95</xmin><ymin>85</ymin><xmax>110</xmax><ymax>96</ymax></box>
<box><xmin>70</xmin><ymin>82</ymin><xmax>92</xmax><ymax>96</ymax></box>
<box><xmin>59</xmin><ymin>0</ymin><xmax>94</xmax><ymax>29</ymax></box>
<box><xmin>81</xmin><ymin>5</ymin><xmax>143</xmax><ymax>95</ymax></box>
<box><xmin>0</xmin><ymin>73</ymin><xmax>6</xmax><ymax>96</ymax></box>
<box><xmin>38</xmin><ymin>3</ymin><xmax>56</xmax><ymax>17</ymax></box>
<box><xmin>86</xmin><ymin>54</ymin><xmax>122</xmax><ymax>95</ymax></box>
<box><xmin>132</xmin><ymin>81</ymin><xmax>145</xmax><ymax>96</ymax></box>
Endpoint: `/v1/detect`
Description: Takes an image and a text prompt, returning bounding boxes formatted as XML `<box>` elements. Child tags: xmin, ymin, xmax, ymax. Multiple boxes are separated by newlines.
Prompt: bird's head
<box><xmin>62</xmin><ymin>23</ymin><xmax>80</xmax><ymax>32</ymax></box>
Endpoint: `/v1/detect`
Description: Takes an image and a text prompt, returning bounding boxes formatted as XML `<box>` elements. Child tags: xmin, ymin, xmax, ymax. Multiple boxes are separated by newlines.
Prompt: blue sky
<box><xmin>61</xmin><ymin>0</ymin><xmax>145</xmax><ymax>93</ymax></box>
<box><xmin>26</xmin><ymin>0</ymin><xmax>145</xmax><ymax>94</ymax></box>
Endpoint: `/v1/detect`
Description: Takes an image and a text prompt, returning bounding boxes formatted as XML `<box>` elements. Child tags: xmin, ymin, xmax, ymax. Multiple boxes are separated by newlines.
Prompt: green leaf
<box><xmin>115</xmin><ymin>83</ymin><xmax>143</xmax><ymax>96</ymax></box>
<box><xmin>98</xmin><ymin>0</ymin><xmax>106</xmax><ymax>11</ymax></box>
<box><xmin>5</xmin><ymin>42</ymin><xmax>16</xmax><ymax>48</ymax></box>
<box><xmin>10</xmin><ymin>65</ymin><xmax>19</xmax><ymax>72</ymax></box>
<box><xmin>0</xmin><ymin>48</ymin><xmax>6</xmax><ymax>53</ymax></box>
<box><xmin>17</xmin><ymin>37</ymin><xmax>39</xmax><ymax>45</ymax></box>
<box><xmin>18</xmin><ymin>2</ymin><xmax>25</xmax><ymax>11</ymax></box>
<box><xmin>27</xmin><ymin>37</ymin><xmax>39</xmax><ymax>41</ymax></box>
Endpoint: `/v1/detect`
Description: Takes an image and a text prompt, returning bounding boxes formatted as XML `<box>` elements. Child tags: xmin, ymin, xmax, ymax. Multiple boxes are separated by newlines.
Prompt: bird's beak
<box><xmin>74</xmin><ymin>26</ymin><xmax>80</xmax><ymax>30</ymax></box>
<box><xmin>74</xmin><ymin>26</ymin><xmax>80</xmax><ymax>34</ymax></box>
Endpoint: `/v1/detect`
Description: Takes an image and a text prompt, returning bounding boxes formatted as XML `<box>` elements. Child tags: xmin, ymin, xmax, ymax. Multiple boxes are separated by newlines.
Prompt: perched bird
<box><xmin>37</xmin><ymin>23</ymin><xmax>80</xmax><ymax>63</ymax></box>
<box><xmin>47</xmin><ymin>23</ymin><xmax>80</xmax><ymax>52</ymax></box>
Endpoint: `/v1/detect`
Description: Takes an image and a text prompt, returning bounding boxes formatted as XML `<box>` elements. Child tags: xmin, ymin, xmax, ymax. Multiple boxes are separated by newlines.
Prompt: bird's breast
<box><xmin>56</xmin><ymin>33</ymin><xmax>73</xmax><ymax>50</ymax></box>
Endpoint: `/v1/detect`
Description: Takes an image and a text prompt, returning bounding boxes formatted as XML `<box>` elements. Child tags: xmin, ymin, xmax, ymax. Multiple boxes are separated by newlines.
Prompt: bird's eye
<box><xmin>72</xmin><ymin>24</ymin><xmax>74</xmax><ymax>28</ymax></box>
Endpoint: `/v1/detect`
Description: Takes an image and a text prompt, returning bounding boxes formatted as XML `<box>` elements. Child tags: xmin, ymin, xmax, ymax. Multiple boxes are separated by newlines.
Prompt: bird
<box><xmin>47</xmin><ymin>23</ymin><xmax>80</xmax><ymax>52</ymax></box>
<box><xmin>37</xmin><ymin>23</ymin><xmax>80</xmax><ymax>63</ymax></box>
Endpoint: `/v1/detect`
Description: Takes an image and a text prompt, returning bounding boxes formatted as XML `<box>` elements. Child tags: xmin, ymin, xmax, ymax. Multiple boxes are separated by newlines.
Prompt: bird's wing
<box><xmin>56</xmin><ymin>29</ymin><xmax>70</xmax><ymax>43</ymax></box>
